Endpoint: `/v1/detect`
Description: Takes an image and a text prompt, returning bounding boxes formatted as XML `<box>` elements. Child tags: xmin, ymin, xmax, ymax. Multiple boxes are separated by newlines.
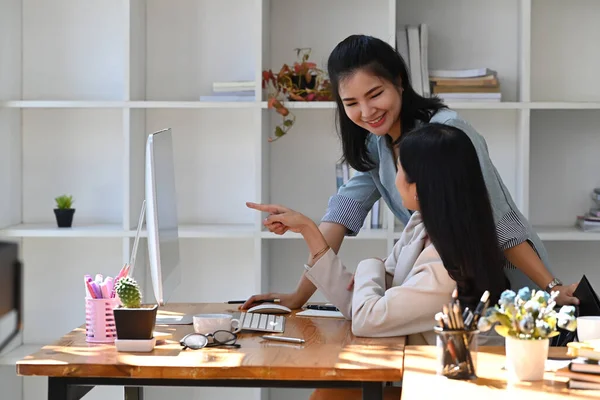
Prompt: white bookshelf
<box><xmin>1</xmin><ymin>1</ymin><xmax>599</xmax><ymax>400</ymax></box>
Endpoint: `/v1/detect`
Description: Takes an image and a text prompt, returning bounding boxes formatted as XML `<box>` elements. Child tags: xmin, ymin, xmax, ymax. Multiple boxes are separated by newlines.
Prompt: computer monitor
<box><xmin>145</xmin><ymin>128</ymin><xmax>191</xmax><ymax>325</ymax></box>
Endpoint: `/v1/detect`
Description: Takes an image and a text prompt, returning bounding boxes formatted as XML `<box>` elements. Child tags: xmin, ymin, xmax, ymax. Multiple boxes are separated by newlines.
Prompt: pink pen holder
<box><xmin>85</xmin><ymin>297</ymin><xmax>120</xmax><ymax>343</ymax></box>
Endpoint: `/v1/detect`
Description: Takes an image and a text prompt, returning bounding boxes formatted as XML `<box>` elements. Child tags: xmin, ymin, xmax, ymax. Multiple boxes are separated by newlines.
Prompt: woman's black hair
<box><xmin>327</xmin><ymin>34</ymin><xmax>447</xmax><ymax>172</ymax></box>
<box><xmin>399</xmin><ymin>123</ymin><xmax>508</xmax><ymax>308</ymax></box>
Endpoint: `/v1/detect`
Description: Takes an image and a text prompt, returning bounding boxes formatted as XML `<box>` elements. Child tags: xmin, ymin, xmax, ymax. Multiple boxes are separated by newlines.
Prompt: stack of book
<box><xmin>335</xmin><ymin>162</ymin><xmax>383</xmax><ymax>230</ymax></box>
<box><xmin>199</xmin><ymin>80</ymin><xmax>255</xmax><ymax>102</ymax></box>
<box><xmin>429</xmin><ymin>68</ymin><xmax>501</xmax><ymax>102</ymax></box>
<box><xmin>575</xmin><ymin>188</ymin><xmax>600</xmax><ymax>232</ymax></box>
<box><xmin>556</xmin><ymin>340</ymin><xmax>600</xmax><ymax>389</ymax></box>
<box><xmin>396</xmin><ymin>24</ymin><xmax>430</xmax><ymax>97</ymax></box>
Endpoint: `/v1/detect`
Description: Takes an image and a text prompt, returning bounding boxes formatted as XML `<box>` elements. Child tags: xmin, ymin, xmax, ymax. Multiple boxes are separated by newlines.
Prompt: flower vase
<box><xmin>505</xmin><ymin>335</ymin><xmax>549</xmax><ymax>381</ymax></box>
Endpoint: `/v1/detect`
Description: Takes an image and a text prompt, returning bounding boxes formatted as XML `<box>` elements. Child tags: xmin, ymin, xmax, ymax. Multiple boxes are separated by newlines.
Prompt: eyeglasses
<box><xmin>180</xmin><ymin>330</ymin><xmax>240</xmax><ymax>350</ymax></box>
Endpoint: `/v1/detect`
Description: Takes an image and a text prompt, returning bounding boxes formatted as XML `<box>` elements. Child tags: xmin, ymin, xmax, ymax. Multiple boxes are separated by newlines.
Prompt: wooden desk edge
<box><xmin>15</xmin><ymin>306</ymin><xmax>406</xmax><ymax>382</ymax></box>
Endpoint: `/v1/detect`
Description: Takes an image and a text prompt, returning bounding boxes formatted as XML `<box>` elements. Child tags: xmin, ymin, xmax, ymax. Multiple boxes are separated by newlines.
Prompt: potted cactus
<box><xmin>112</xmin><ymin>276</ymin><xmax>157</xmax><ymax>340</ymax></box>
<box><xmin>54</xmin><ymin>194</ymin><xmax>75</xmax><ymax>228</ymax></box>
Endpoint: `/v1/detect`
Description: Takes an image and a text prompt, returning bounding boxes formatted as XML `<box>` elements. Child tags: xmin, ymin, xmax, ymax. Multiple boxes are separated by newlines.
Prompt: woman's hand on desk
<box><xmin>239</xmin><ymin>292</ymin><xmax>305</xmax><ymax>311</ymax></box>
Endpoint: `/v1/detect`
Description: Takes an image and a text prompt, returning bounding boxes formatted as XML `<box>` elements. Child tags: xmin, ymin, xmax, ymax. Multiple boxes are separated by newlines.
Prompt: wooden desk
<box><xmin>401</xmin><ymin>345</ymin><xmax>600</xmax><ymax>399</ymax></box>
<box><xmin>16</xmin><ymin>303</ymin><xmax>405</xmax><ymax>400</ymax></box>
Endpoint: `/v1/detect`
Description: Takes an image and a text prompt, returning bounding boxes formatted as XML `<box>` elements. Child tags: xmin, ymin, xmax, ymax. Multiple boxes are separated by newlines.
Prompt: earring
<box><xmin>414</xmin><ymin>195</ymin><xmax>418</xmax><ymax>201</ymax></box>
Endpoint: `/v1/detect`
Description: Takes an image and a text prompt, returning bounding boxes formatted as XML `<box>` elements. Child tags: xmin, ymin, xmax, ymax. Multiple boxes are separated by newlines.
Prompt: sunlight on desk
<box><xmin>337</xmin><ymin>344</ymin><xmax>404</xmax><ymax>370</ymax></box>
<box><xmin>119</xmin><ymin>350</ymin><xmax>246</xmax><ymax>368</ymax></box>
<box><xmin>401</xmin><ymin>346</ymin><xmax>600</xmax><ymax>399</ymax></box>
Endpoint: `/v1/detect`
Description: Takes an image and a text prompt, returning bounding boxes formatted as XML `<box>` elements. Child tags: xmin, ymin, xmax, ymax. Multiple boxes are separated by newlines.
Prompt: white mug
<box><xmin>577</xmin><ymin>316</ymin><xmax>600</xmax><ymax>342</ymax></box>
<box><xmin>193</xmin><ymin>313</ymin><xmax>241</xmax><ymax>334</ymax></box>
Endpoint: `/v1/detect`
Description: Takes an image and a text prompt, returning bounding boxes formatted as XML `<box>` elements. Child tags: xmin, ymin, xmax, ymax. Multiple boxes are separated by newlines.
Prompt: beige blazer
<box><xmin>305</xmin><ymin>211</ymin><xmax>456</xmax><ymax>345</ymax></box>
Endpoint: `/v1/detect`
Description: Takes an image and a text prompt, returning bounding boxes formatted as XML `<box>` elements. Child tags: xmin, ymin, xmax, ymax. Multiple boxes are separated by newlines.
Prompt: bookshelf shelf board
<box><xmin>5</xmin><ymin>101</ymin><xmax>600</xmax><ymax>111</ymax></box>
<box><xmin>261</xmin><ymin>229</ymin><xmax>389</xmax><ymax>240</ymax></box>
<box><xmin>536</xmin><ymin>226</ymin><xmax>600</xmax><ymax>241</ymax></box>
<box><xmin>446</xmin><ymin>101</ymin><xmax>524</xmax><ymax>110</ymax></box>
<box><xmin>0</xmin><ymin>101</ymin><xmax>259</xmax><ymax>109</ymax></box>
<box><xmin>529</xmin><ymin>102</ymin><xmax>600</xmax><ymax>110</ymax></box>
<box><xmin>129</xmin><ymin>101</ymin><xmax>259</xmax><ymax>109</ymax></box>
<box><xmin>124</xmin><ymin>224</ymin><xmax>255</xmax><ymax>238</ymax></box>
<box><xmin>174</xmin><ymin>224</ymin><xmax>255</xmax><ymax>239</ymax></box>
<box><xmin>0</xmin><ymin>224</ymin><xmax>256</xmax><ymax>239</ymax></box>
<box><xmin>0</xmin><ymin>224</ymin><xmax>126</xmax><ymax>238</ymax></box>
<box><xmin>0</xmin><ymin>101</ymin><xmax>128</xmax><ymax>108</ymax></box>
<box><xmin>260</xmin><ymin>101</ymin><xmax>336</xmax><ymax>109</ymax></box>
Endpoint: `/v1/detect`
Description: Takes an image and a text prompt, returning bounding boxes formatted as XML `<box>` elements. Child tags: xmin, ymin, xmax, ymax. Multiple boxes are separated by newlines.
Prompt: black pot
<box><xmin>113</xmin><ymin>305</ymin><xmax>158</xmax><ymax>340</ymax></box>
<box><xmin>289</xmin><ymin>74</ymin><xmax>318</xmax><ymax>101</ymax></box>
<box><xmin>293</xmin><ymin>74</ymin><xmax>317</xmax><ymax>90</ymax></box>
<box><xmin>54</xmin><ymin>208</ymin><xmax>75</xmax><ymax>228</ymax></box>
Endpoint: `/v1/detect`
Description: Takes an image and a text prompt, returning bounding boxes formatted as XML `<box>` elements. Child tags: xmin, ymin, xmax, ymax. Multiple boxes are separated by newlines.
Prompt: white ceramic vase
<box><xmin>505</xmin><ymin>335</ymin><xmax>549</xmax><ymax>381</ymax></box>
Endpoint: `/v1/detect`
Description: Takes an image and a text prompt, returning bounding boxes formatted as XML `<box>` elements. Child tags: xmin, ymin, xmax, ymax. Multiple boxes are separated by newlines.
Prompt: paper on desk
<box><xmin>296</xmin><ymin>309</ymin><xmax>345</xmax><ymax>318</ymax></box>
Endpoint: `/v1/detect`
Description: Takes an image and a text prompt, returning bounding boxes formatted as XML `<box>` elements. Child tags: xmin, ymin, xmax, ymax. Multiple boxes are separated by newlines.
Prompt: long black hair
<box><xmin>399</xmin><ymin>123</ymin><xmax>508</xmax><ymax>308</ymax></box>
<box><xmin>327</xmin><ymin>34</ymin><xmax>447</xmax><ymax>172</ymax></box>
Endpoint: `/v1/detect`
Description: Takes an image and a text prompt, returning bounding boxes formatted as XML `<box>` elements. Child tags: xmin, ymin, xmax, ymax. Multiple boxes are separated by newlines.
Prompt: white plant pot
<box><xmin>505</xmin><ymin>335</ymin><xmax>549</xmax><ymax>381</ymax></box>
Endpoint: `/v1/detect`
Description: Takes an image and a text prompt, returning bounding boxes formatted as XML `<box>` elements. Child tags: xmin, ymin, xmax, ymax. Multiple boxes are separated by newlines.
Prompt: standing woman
<box><xmin>243</xmin><ymin>34</ymin><xmax>577</xmax><ymax>311</ymax></box>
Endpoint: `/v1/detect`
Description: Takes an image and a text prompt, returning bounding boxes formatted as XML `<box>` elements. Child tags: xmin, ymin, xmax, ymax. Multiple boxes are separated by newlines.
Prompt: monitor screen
<box><xmin>145</xmin><ymin>128</ymin><xmax>181</xmax><ymax>307</ymax></box>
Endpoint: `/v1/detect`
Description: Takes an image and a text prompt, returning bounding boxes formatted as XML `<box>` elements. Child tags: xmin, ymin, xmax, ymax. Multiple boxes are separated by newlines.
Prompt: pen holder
<box><xmin>434</xmin><ymin>327</ymin><xmax>479</xmax><ymax>380</ymax></box>
<box><xmin>85</xmin><ymin>297</ymin><xmax>120</xmax><ymax>343</ymax></box>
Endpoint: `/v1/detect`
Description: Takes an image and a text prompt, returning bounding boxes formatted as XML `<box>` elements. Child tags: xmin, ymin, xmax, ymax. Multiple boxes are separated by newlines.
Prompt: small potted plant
<box><xmin>54</xmin><ymin>194</ymin><xmax>75</xmax><ymax>228</ymax></box>
<box><xmin>478</xmin><ymin>287</ymin><xmax>577</xmax><ymax>381</ymax></box>
<box><xmin>112</xmin><ymin>276</ymin><xmax>157</xmax><ymax>340</ymax></box>
<box><xmin>262</xmin><ymin>47</ymin><xmax>332</xmax><ymax>142</ymax></box>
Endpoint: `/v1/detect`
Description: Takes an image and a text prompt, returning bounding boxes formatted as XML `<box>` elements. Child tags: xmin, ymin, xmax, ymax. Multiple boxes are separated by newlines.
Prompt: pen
<box><xmin>469</xmin><ymin>290</ymin><xmax>490</xmax><ymax>329</ymax></box>
<box><xmin>227</xmin><ymin>299</ymin><xmax>280</xmax><ymax>304</ymax></box>
<box><xmin>306</xmin><ymin>304</ymin><xmax>339</xmax><ymax>311</ymax></box>
<box><xmin>262</xmin><ymin>335</ymin><xmax>305</xmax><ymax>344</ymax></box>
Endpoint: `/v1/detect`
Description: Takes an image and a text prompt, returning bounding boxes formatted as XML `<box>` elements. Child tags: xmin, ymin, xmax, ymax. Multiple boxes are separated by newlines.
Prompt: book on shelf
<box><xmin>576</xmin><ymin>215</ymin><xmax>600</xmax><ymax>232</ymax></box>
<box><xmin>429</xmin><ymin>68</ymin><xmax>496</xmax><ymax>79</ymax></box>
<box><xmin>434</xmin><ymin>92</ymin><xmax>501</xmax><ymax>102</ymax></box>
<box><xmin>212</xmin><ymin>80</ymin><xmax>255</xmax><ymax>93</ymax></box>
<box><xmin>202</xmin><ymin>83</ymin><xmax>256</xmax><ymax>102</ymax></box>
<box><xmin>396</xmin><ymin>24</ymin><xmax>429</xmax><ymax>97</ymax></box>
<box><xmin>199</xmin><ymin>93</ymin><xmax>255</xmax><ymax>102</ymax></box>
<box><xmin>429</xmin><ymin>74</ymin><xmax>498</xmax><ymax>87</ymax></box>
<box><xmin>430</xmin><ymin>69</ymin><xmax>501</xmax><ymax>102</ymax></box>
<box><xmin>575</xmin><ymin>188</ymin><xmax>600</xmax><ymax>232</ymax></box>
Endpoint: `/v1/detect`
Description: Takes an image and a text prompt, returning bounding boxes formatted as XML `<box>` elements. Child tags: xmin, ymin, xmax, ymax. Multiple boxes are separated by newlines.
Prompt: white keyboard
<box><xmin>239</xmin><ymin>312</ymin><xmax>285</xmax><ymax>333</ymax></box>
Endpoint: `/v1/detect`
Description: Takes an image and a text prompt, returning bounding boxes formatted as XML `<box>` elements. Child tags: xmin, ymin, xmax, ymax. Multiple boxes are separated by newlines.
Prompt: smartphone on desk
<box><xmin>305</xmin><ymin>304</ymin><xmax>339</xmax><ymax>312</ymax></box>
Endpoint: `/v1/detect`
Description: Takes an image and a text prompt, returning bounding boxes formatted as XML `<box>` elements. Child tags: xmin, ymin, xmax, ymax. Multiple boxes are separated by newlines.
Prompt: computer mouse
<box><xmin>247</xmin><ymin>303</ymin><xmax>292</xmax><ymax>314</ymax></box>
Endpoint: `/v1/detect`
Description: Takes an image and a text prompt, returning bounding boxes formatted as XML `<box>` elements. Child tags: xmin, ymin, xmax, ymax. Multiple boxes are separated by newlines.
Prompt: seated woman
<box><xmin>245</xmin><ymin>122</ymin><xmax>509</xmax><ymax>345</ymax></box>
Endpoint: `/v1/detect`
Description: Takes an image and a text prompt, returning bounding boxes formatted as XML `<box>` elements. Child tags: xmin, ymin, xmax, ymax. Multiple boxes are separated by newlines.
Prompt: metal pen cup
<box><xmin>434</xmin><ymin>326</ymin><xmax>479</xmax><ymax>380</ymax></box>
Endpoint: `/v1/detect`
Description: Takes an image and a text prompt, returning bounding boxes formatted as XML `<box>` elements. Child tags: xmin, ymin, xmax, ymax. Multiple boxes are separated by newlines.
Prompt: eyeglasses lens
<box><xmin>213</xmin><ymin>330</ymin><xmax>236</xmax><ymax>344</ymax></box>
<box><xmin>182</xmin><ymin>334</ymin><xmax>208</xmax><ymax>349</ymax></box>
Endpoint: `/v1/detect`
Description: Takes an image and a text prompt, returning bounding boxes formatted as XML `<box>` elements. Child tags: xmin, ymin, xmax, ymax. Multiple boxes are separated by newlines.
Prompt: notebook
<box><xmin>573</xmin><ymin>274</ymin><xmax>600</xmax><ymax>317</ymax></box>
<box><xmin>296</xmin><ymin>309</ymin><xmax>344</xmax><ymax>318</ymax></box>
<box><xmin>549</xmin><ymin>275</ymin><xmax>600</xmax><ymax>347</ymax></box>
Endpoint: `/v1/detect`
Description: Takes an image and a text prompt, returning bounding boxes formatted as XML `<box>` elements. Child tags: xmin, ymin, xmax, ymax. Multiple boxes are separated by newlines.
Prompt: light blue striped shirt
<box><xmin>322</xmin><ymin>109</ymin><xmax>550</xmax><ymax>277</ymax></box>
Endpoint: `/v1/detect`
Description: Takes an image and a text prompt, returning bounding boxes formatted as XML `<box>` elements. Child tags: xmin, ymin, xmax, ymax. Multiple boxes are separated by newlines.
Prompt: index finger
<box><xmin>246</xmin><ymin>202</ymin><xmax>285</xmax><ymax>214</ymax></box>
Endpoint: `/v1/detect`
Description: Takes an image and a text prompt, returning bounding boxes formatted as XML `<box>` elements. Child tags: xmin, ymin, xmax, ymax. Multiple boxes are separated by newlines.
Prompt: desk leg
<box><xmin>124</xmin><ymin>386</ymin><xmax>143</xmax><ymax>400</ymax></box>
<box><xmin>362</xmin><ymin>382</ymin><xmax>383</xmax><ymax>400</ymax></box>
<box><xmin>48</xmin><ymin>378</ymin><xmax>93</xmax><ymax>400</ymax></box>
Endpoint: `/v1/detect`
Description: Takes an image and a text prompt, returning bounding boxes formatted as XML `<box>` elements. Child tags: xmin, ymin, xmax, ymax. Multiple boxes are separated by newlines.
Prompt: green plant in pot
<box><xmin>477</xmin><ymin>287</ymin><xmax>576</xmax><ymax>381</ymax></box>
<box><xmin>54</xmin><ymin>194</ymin><xmax>75</xmax><ymax>228</ymax></box>
<box><xmin>112</xmin><ymin>276</ymin><xmax>158</xmax><ymax>340</ymax></box>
